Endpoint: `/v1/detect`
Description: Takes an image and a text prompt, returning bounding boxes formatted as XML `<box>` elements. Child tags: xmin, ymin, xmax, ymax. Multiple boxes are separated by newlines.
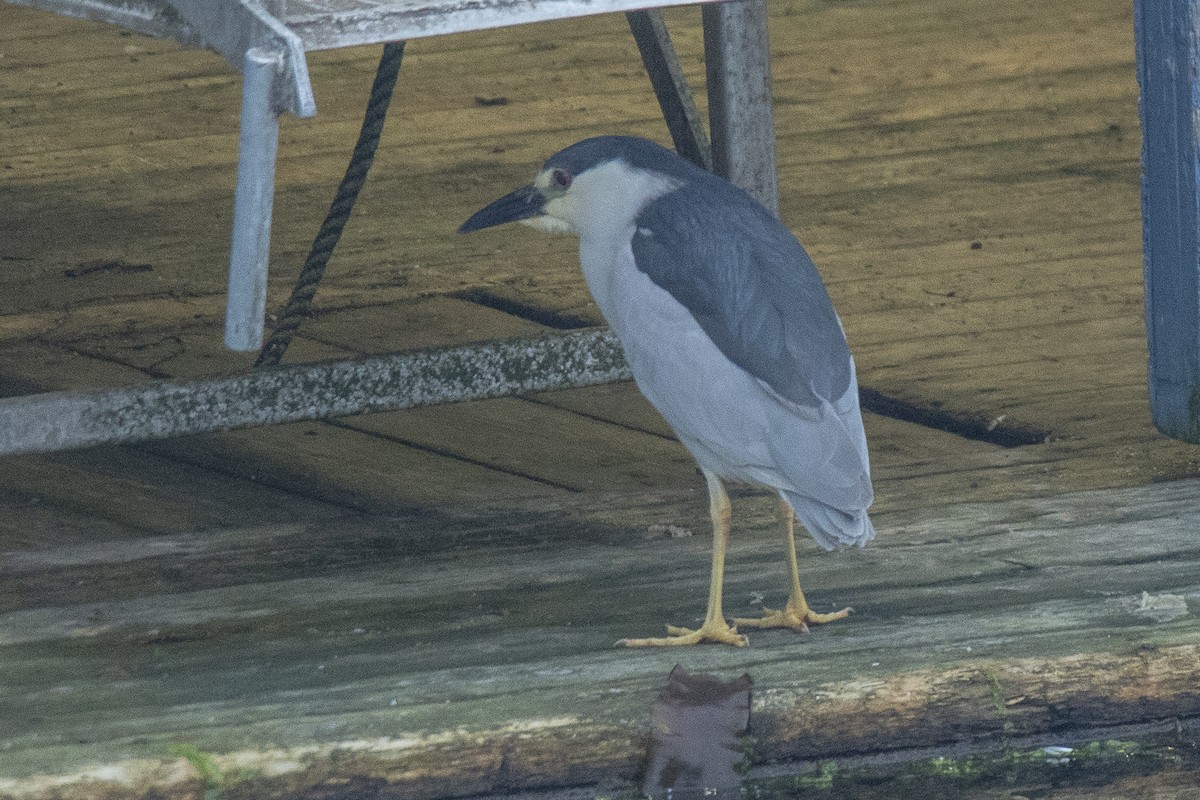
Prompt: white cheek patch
<box><xmin>534</xmin><ymin>169</ymin><xmax>557</xmax><ymax>192</ymax></box>
<box><xmin>525</xmin><ymin>160</ymin><xmax>681</xmax><ymax>237</ymax></box>
<box><xmin>520</xmin><ymin>215</ymin><xmax>575</xmax><ymax>234</ymax></box>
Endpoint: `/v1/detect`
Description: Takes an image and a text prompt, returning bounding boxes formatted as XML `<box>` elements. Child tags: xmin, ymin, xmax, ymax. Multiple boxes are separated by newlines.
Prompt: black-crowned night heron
<box><xmin>460</xmin><ymin>136</ymin><xmax>874</xmax><ymax>647</ymax></box>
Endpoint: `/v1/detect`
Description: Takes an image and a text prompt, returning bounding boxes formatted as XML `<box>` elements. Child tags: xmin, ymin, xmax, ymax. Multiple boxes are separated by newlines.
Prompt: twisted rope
<box><xmin>255</xmin><ymin>41</ymin><xmax>407</xmax><ymax>369</ymax></box>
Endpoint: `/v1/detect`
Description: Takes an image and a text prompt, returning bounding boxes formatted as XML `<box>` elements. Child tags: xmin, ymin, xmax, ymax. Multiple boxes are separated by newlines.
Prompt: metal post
<box><xmin>1134</xmin><ymin>0</ymin><xmax>1200</xmax><ymax>442</ymax></box>
<box><xmin>701</xmin><ymin>0</ymin><xmax>779</xmax><ymax>215</ymax></box>
<box><xmin>225</xmin><ymin>48</ymin><xmax>283</xmax><ymax>352</ymax></box>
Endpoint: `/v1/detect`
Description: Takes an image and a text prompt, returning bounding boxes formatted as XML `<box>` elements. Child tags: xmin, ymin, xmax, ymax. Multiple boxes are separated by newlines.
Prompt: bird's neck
<box><xmin>577</xmin><ymin>229</ymin><xmax>637</xmax><ymax>322</ymax></box>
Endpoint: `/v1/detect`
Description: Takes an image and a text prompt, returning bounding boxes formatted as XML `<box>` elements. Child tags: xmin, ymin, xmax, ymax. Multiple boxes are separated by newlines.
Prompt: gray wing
<box><xmin>631</xmin><ymin>182</ymin><xmax>852</xmax><ymax>409</ymax></box>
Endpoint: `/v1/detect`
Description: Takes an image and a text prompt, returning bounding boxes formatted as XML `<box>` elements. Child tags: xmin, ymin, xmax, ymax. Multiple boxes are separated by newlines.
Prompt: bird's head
<box><xmin>458</xmin><ymin>136</ymin><xmax>696</xmax><ymax>239</ymax></box>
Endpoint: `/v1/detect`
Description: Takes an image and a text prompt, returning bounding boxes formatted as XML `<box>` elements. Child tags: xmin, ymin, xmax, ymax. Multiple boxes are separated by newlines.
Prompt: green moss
<box><xmin>745</xmin><ymin>737</ymin><xmax>1192</xmax><ymax>799</ymax></box>
<box><xmin>912</xmin><ymin>739</ymin><xmax>1160</xmax><ymax>784</ymax></box>
<box><xmin>167</xmin><ymin>743</ymin><xmax>224</xmax><ymax>800</ymax></box>
<box><xmin>922</xmin><ymin>756</ymin><xmax>982</xmax><ymax>778</ymax></box>
<box><xmin>735</xmin><ymin>736</ymin><xmax>757</xmax><ymax>776</ymax></box>
<box><xmin>984</xmin><ymin>666</ymin><xmax>1017</xmax><ymax>738</ymax></box>
<box><xmin>1073</xmin><ymin>739</ymin><xmax>1151</xmax><ymax>762</ymax></box>
<box><xmin>984</xmin><ymin>668</ymin><xmax>1007</xmax><ymax>716</ymax></box>
<box><xmin>792</xmin><ymin>760</ymin><xmax>838</xmax><ymax>789</ymax></box>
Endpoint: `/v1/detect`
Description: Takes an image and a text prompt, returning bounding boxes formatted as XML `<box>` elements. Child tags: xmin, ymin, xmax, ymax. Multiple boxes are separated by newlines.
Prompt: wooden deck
<box><xmin>2</xmin><ymin>0</ymin><xmax>1200</xmax><ymax>796</ymax></box>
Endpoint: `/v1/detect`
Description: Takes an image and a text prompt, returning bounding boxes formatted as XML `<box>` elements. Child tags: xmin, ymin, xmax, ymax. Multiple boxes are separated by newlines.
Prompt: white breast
<box><xmin>577</xmin><ymin>233</ymin><xmax>774</xmax><ymax>482</ymax></box>
<box><xmin>575</xmin><ymin>231</ymin><xmax>872</xmax><ymax>519</ymax></box>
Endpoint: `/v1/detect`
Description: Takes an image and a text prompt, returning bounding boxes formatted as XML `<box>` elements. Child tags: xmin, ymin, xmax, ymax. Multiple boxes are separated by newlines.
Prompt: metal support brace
<box><xmin>165</xmin><ymin>0</ymin><xmax>315</xmax><ymax>118</ymax></box>
<box><xmin>627</xmin><ymin>9</ymin><xmax>712</xmax><ymax>171</ymax></box>
<box><xmin>0</xmin><ymin>332</ymin><xmax>630</xmax><ymax>456</ymax></box>
<box><xmin>702</xmin><ymin>0</ymin><xmax>779</xmax><ymax>214</ymax></box>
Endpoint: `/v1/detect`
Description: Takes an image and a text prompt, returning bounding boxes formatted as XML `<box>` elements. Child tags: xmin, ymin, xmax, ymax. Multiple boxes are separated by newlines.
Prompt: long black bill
<box><xmin>458</xmin><ymin>184</ymin><xmax>546</xmax><ymax>233</ymax></box>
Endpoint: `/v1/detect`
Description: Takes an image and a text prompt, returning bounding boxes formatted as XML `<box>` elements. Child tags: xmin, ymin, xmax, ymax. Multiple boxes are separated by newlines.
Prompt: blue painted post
<box><xmin>1135</xmin><ymin>0</ymin><xmax>1200</xmax><ymax>442</ymax></box>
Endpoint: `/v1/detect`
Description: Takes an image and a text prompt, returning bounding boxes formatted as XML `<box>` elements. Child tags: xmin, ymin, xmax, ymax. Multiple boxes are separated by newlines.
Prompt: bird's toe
<box><xmin>733</xmin><ymin>599</ymin><xmax>851</xmax><ymax>633</ymax></box>
<box><xmin>616</xmin><ymin>619</ymin><xmax>747</xmax><ymax>648</ymax></box>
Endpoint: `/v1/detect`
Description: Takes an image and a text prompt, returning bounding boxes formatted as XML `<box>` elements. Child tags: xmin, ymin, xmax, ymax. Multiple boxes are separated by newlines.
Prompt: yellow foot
<box><xmin>616</xmin><ymin>620</ymin><xmax>748</xmax><ymax>648</ymax></box>
<box><xmin>732</xmin><ymin>598</ymin><xmax>851</xmax><ymax>633</ymax></box>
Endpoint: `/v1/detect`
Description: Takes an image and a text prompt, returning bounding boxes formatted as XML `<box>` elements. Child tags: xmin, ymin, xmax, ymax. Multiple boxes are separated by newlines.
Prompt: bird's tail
<box><xmin>784</xmin><ymin>492</ymin><xmax>876</xmax><ymax>551</ymax></box>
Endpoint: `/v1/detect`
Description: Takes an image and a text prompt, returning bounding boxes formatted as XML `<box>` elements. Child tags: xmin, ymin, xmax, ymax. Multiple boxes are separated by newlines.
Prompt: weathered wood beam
<box><xmin>2</xmin><ymin>480</ymin><xmax>1199</xmax><ymax>799</ymax></box>
<box><xmin>0</xmin><ymin>331</ymin><xmax>628</xmax><ymax>455</ymax></box>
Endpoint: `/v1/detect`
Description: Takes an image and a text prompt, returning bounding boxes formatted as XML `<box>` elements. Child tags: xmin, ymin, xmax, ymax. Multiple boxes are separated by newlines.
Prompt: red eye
<box><xmin>552</xmin><ymin>169</ymin><xmax>572</xmax><ymax>190</ymax></box>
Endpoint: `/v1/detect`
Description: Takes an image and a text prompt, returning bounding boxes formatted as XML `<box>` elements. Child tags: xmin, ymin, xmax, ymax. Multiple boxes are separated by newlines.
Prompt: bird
<box><xmin>459</xmin><ymin>135</ymin><xmax>874</xmax><ymax>647</ymax></box>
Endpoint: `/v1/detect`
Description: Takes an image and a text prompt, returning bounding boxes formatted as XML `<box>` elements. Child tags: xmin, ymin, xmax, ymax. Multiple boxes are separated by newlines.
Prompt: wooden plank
<box><xmin>138</xmin><ymin>417</ymin><xmax>573</xmax><ymax>511</ymax></box>
<box><xmin>293</xmin><ymin>295</ymin><xmax>550</xmax><ymax>354</ymax></box>
<box><xmin>1</xmin><ymin>480</ymin><xmax>1198</xmax><ymax>798</ymax></box>
<box><xmin>0</xmin><ymin>0</ymin><xmax>1142</xmax><ymax>357</ymax></box>
<box><xmin>54</xmin><ymin>296</ymin><xmax>549</xmax><ymax>378</ymax></box>
<box><xmin>341</xmin><ymin>396</ymin><xmax>698</xmax><ymax>493</ymax></box>
<box><xmin>4</xmin><ymin>324</ymin><xmax>1170</xmax><ymax>524</ymax></box>
<box><xmin>533</xmin><ymin>382</ymin><xmax>1200</xmax><ymax>517</ymax></box>
<box><xmin>0</xmin><ymin>343</ymin><xmax>150</xmax><ymax>392</ymax></box>
<box><xmin>0</xmin><ymin>0</ymin><xmax>1171</xmax><ymax>512</ymax></box>
<box><xmin>0</xmin><ymin>443</ymin><xmax>353</xmax><ymax>537</ymax></box>
<box><xmin>0</xmin><ymin>335</ymin><xmax>579</xmax><ymax>514</ymax></box>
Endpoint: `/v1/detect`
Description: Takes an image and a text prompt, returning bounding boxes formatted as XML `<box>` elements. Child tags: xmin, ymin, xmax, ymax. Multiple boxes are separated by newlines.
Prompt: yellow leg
<box><xmin>732</xmin><ymin>496</ymin><xmax>851</xmax><ymax>632</ymax></box>
<box><xmin>618</xmin><ymin>470</ymin><xmax>747</xmax><ymax>647</ymax></box>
